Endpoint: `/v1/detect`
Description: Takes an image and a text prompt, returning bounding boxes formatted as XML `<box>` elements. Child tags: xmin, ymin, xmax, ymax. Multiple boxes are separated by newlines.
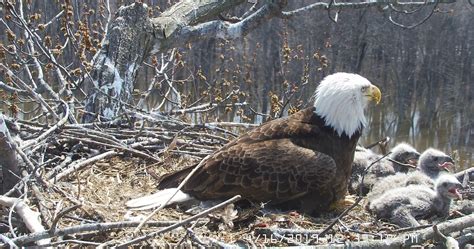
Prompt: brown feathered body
<box><xmin>158</xmin><ymin>107</ymin><xmax>361</xmax><ymax>213</ymax></box>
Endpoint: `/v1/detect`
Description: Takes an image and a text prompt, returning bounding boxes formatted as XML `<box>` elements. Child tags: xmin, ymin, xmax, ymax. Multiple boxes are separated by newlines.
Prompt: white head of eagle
<box><xmin>314</xmin><ymin>72</ymin><xmax>381</xmax><ymax>138</ymax></box>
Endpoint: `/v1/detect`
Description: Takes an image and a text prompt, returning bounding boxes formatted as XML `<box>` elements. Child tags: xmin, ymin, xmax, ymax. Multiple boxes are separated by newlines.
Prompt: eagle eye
<box><xmin>361</xmin><ymin>86</ymin><xmax>368</xmax><ymax>92</ymax></box>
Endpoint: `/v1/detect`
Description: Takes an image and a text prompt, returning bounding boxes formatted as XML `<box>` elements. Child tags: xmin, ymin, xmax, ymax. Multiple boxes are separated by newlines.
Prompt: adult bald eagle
<box><xmin>127</xmin><ymin>72</ymin><xmax>381</xmax><ymax>214</ymax></box>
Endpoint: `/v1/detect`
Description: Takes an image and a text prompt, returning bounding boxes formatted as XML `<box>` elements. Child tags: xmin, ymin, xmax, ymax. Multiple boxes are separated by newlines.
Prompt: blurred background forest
<box><xmin>1</xmin><ymin>0</ymin><xmax>473</xmax><ymax>168</ymax></box>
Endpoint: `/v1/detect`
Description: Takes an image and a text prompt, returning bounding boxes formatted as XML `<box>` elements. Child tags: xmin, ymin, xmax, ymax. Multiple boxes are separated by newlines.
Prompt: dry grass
<box><xmin>33</xmin><ymin>155</ymin><xmax>413</xmax><ymax>247</ymax></box>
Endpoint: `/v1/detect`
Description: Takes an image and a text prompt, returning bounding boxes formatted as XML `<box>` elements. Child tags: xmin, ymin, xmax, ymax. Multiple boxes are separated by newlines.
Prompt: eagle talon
<box><xmin>329</xmin><ymin>195</ymin><xmax>357</xmax><ymax>212</ymax></box>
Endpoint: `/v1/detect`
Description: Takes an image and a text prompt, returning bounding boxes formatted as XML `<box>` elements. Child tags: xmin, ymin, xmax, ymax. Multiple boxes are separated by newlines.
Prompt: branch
<box><xmin>153</xmin><ymin>0</ymin><xmax>246</xmax><ymax>39</ymax></box>
<box><xmin>20</xmin><ymin>101</ymin><xmax>70</xmax><ymax>150</ymax></box>
<box><xmin>0</xmin><ymin>115</ymin><xmax>21</xmax><ymax>194</ymax></box>
<box><xmin>117</xmin><ymin>195</ymin><xmax>242</xmax><ymax>248</ymax></box>
<box><xmin>174</xmin><ymin>1</ymin><xmax>285</xmax><ymax>45</ymax></box>
<box><xmin>346</xmin><ymin>214</ymin><xmax>474</xmax><ymax>248</ymax></box>
<box><xmin>0</xmin><ymin>195</ymin><xmax>50</xmax><ymax>246</ymax></box>
<box><xmin>0</xmin><ymin>81</ymin><xmax>28</xmax><ymax>95</ymax></box>
<box><xmin>0</xmin><ymin>63</ymin><xmax>59</xmax><ymax>120</ymax></box>
<box><xmin>281</xmin><ymin>0</ymin><xmax>456</xmax><ymax>18</ymax></box>
<box><xmin>133</xmin><ymin>155</ymin><xmax>212</xmax><ymax>232</ymax></box>
<box><xmin>387</xmin><ymin>0</ymin><xmax>440</xmax><ymax>29</ymax></box>
<box><xmin>49</xmin><ymin>151</ymin><xmax>117</xmax><ymax>183</ymax></box>
<box><xmin>10</xmin><ymin>220</ymin><xmax>197</xmax><ymax>246</ymax></box>
<box><xmin>455</xmin><ymin>166</ymin><xmax>473</xmax><ymax>181</ymax></box>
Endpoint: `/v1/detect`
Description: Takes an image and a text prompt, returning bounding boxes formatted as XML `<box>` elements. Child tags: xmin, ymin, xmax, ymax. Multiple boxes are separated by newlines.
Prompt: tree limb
<box><xmin>117</xmin><ymin>195</ymin><xmax>242</xmax><ymax>248</ymax></box>
<box><xmin>0</xmin><ymin>195</ymin><xmax>50</xmax><ymax>246</ymax></box>
<box><xmin>346</xmin><ymin>214</ymin><xmax>474</xmax><ymax>248</ymax></box>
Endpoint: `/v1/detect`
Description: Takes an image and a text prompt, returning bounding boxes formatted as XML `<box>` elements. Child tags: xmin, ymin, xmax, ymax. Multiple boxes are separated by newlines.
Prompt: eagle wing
<box><xmin>170</xmin><ymin>108</ymin><xmax>338</xmax><ymax>203</ymax></box>
<box><xmin>184</xmin><ymin>138</ymin><xmax>337</xmax><ymax>202</ymax></box>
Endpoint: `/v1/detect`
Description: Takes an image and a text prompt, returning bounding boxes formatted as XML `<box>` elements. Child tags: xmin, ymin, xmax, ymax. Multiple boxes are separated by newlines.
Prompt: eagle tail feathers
<box><xmin>125</xmin><ymin>188</ymin><xmax>193</xmax><ymax>210</ymax></box>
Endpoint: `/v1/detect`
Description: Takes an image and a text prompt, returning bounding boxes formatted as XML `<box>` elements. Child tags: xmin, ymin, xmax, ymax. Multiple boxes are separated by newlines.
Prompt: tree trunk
<box><xmin>0</xmin><ymin>116</ymin><xmax>20</xmax><ymax>195</ymax></box>
<box><xmin>82</xmin><ymin>0</ymin><xmax>246</xmax><ymax>122</ymax></box>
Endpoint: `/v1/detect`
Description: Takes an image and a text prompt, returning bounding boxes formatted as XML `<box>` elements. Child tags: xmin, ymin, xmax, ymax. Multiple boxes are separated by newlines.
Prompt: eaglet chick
<box><xmin>368</xmin><ymin>173</ymin><xmax>462</xmax><ymax>227</ymax></box>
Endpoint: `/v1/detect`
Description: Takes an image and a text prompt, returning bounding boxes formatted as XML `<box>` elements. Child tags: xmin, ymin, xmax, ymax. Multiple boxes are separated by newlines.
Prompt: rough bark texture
<box><xmin>347</xmin><ymin>214</ymin><xmax>474</xmax><ymax>248</ymax></box>
<box><xmin>0</xmin><ymin>116</ymin><xmax>20</xmax><ymax>194</ymax></box>
<box><xmin>82</xmin><ymin>0</ymin><xmax>246</xmax><ymax>122</ymax></box>
<box><xmin>82</xmin><ymin>3</ymin><xmax>155</xmax><ymax>122</ymax></box>
<box><xmin>81</xmin><ymin>0</ymin><xmax>457</xmax><ymax>123</ymax></box>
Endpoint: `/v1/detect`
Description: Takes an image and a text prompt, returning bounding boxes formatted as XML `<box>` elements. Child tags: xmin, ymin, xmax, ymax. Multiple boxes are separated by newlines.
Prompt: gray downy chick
<box><xmin>369</xmin><ymin>173</ymin><xmax>462</xmax><ymax>228</ymax></box>
<box><xmin>389</xmin><ymin>143</ymin><xmax>421</xmax><ymax>173</ymax></box>
<box><xmin>367</xmin><ymin>148</ymin><xmax>454</xmax><ymax>203</ymax></box>
<box><xmin>349</xmin><ymin>143</ymin><xmax>420</xmax><ymax>195</ymax></box>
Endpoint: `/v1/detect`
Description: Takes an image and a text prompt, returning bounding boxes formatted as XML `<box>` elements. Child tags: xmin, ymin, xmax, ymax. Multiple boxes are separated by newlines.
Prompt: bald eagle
<box><xmin>127</xmin><ymin>72</ymin><xmax>381</xmax><ymax>214</ymax></box>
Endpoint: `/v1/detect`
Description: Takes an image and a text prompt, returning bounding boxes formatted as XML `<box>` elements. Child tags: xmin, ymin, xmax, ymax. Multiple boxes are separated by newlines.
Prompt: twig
<box><xmin>185</xmin><ymin>228</ymin><xmax>208</xmax><ymax>246</ymax></box>
<box><xmin>49</xmin><ymin>204</ymin><xmax>82</xmax><ymax>234</ymax></box>
<box><xmin>117</xmin><ymin>195</ymin><xmax>242</xmax><ymax>248</ymax></box>
<box><xmin>207</xmin><ymin>237</ymin><xmax>238</xmax><ymax>248</ymax></box>
<box><xmin>133</xmin><ymin>155</ymin><xmax>212</xmax><ymax>233</ymax></box>
<box><xmin>357</xmin><ymin>151</ymin><xmax>392</xmax><ymax>196</ymax></box>
<box><xmin>316</xmin><ymin>197</ymin><xmax>364</xmax><ymax>239</ymax></box>
<box><xmin>386</xmin><ymin>157</ymin><xmax>417</xmax><ymax>169</ymax></box>
<box><xmin>50</xmin><ymin>151</ymin><xmax>117</xmax><ymax>183</ymax></box>
<box><xmin>392</xmin><ymin>224</ymin><xmax>432</xmax><ymax>233</ymax></box>
<box><xmin>255</xmin><ymin>227</ymin><xmax>322</xmax><ymax>237</ymax></box>
<box><xmin>20</xmin><ymin>100</ymin><xmax>70</xmax><ymax>150</ymax></box>
<box><xmin>346</xmin><ymin>214</ymin><xmax>474</xmax><ymax>248</ymax></box>
<box><xmin>0</xmin><ymin>234</ymin><xmax>18</xmax><ymax>248</ymax></box>
<box><xmin>11</xmin><ymin>220</ymin><xmax>194</xmax><ymax>246</ymax></box>
<box><xmin>364</xmin><ymin>136</ymin><xmax>390</xmax><ymax>150</ymax></box>
<box><xmin>38</xmin><ymin>239</ymin><xmax>101</xmax><ymax>247</ymax></box>
<box><xmin>59</xmin><ymin>134</ymin><xmax>161</xmax><ymax>162</ymax></box>
<box><xmin>0</xmin><ymin>195</ymin><xmax>51</xmax><ymax>246</ymax></box>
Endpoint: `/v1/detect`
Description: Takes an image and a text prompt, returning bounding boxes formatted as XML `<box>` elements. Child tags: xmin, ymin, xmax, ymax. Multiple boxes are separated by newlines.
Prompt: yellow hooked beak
<box><xmin>368</xmin><ymin>85</ymin><xmax>381</xmax><ymax>104</ymax></box>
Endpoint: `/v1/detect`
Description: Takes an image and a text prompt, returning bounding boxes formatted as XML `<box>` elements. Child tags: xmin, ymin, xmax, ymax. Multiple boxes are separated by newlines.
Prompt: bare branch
<box><xmin>280</xmin><ymin>0</ymin><xmax>454</xmax><ymax>18</ymax></box>
<box><xmin>347</xmin><ymin>214</ymin><xmax>474</xmax><ymax>248</ymax></box>
<box><xmin>117</xmin><ymin>195</ymin><xmax>242</xmax><ymax>247</ymax></box>
<box><xmin>176</xmin><ymin>2</ymin><xmax>284</xmax><ymax>44</ymax></box>
<box><xmin>0</xmin><ymin>195</ymin><xmax>50</xmax><ymax>246</ymax></box>
<box><xmin>0</xmin><ymin>81</ymin><xmax>28</xmax><ymax>95</ymax></box>
<box><xmin>10</xmin><ymin>220</ymin><xmax>200</xmax><ymax>246</ymax></box>
<box><xmin>388</xmin><ymin>0</ymin><xmax>440</xmax><ymax>29</ymax></box>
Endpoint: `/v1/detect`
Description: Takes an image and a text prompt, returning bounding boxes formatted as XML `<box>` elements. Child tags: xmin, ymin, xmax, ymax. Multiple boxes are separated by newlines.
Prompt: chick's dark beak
<box><xmin>407</xmin><ymin>152</ymin><xmax>421</xmax><ymax>166</ymax></box>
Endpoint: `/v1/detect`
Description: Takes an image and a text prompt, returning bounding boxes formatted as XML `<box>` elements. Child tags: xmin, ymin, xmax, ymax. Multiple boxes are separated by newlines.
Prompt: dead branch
<box><xmin>9</xmin><ymin>220</ymin><xmax>200</xmax><ymax>246</ymax></box>
<box><xmin>50</xmin><ymin>151</ymin><xmax>117</xmax><ymax>183</ymax></box>
<box><xmin>346</xmin><ymin>214</ymin><xmax>474</xmax><ymax>248</ymax></box>
<box><xmin>134</xmin><ymin>155</ymin><xmax>212</xmax><ymax>232</ymax></box>
<box><xmin>0</xmin><ymin>195</ymin><xmax>50</xmax><ymax>246</ymax></box>
<box><xmin>117</xmin><ymin>195</ymin><xmax>242</xmax><ymax>248</ymax></box>
<box><xmin>20</xmin><ymin>101</ymin><xmax>70</xmax><ymax>150</ymax></box>
<box><xmin>0</xmin><ymin>115</ymin><xmax>21</xmax><ymax>194</ymax></box>
<box><xmin>455</xmin><ymin>166</ymin><xmax>473</xmax><ymax>181</ymax></box>
<box><xmin>281</xmin><ymin>0</ymin><xmax>454</xmax><ymax>18</ymax></box>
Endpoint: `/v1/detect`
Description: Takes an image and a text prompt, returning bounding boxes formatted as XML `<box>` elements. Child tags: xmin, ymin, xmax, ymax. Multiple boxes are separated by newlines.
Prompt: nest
<box><xmin>0</xmin><ymin>117</ymin><xmax>472</xmax><ymax>247</ymax></box>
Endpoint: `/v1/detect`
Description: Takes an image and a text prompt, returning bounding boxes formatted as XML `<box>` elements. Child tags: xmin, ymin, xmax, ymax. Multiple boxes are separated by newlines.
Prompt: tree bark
<box><xmin>82</xmin><ymin>0</ymin><xmax>246</xmax><ymax>122</ymax></box>
<box><xmin>81</xmin><ymin>0</ymin><xmax>456</xmax><ymax>122</ymax></box>
<box><xmin>0</xmin><ymin>115</ymin><xmax>20</xmax><ymax>195</ymax></box>
<box><xmin>346</xmin><ymin>214</ymin><xmax>474</xmax><ymax>248</ymax></box>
